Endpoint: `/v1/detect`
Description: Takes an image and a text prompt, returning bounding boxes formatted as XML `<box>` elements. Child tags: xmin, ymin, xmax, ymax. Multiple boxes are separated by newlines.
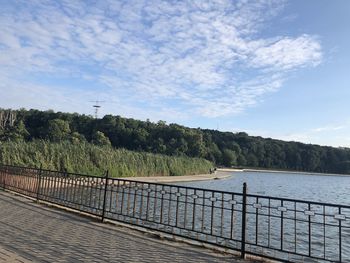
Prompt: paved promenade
<box><xmin>0</xmin><ymin>191</ymin><xmax>255</xmax><ymax>263</ymax></box>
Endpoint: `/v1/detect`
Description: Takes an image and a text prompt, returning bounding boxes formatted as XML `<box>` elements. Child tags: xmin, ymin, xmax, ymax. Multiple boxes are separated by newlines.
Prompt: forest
<box><xmin>1</xmin><ymin>108</ymin><xmax>350</xmax><ymax>175</ymax></box>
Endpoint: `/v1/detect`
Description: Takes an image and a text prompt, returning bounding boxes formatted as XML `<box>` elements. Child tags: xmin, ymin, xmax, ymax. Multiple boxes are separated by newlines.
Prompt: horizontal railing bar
<box><xmin>247</xmin><ymin>193</ymin><xmax>350</xmax><ymax>209</ymax></box>
<box><xmin>109</xmin><ymin>178</ymin><xmax>245</xmax><ymax>197</ymax></box>
<box><xmin>0</xmin><ymin>164</ymin><xmax>104</xmax><ymax>179</ymax></box>
<box><xmin>2</xmin><ymin>163</ymin><xmax>350</xmax><ymax>210</ymax></box>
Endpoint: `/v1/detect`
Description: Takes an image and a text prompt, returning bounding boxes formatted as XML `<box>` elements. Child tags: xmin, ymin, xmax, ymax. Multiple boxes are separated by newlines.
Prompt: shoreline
<box><xmin>117</xmin><ymin>167</ymin><xmax>350</xmax><ymax>184</ymax></box>
<box><xmin>119</xmin><ymin>171</ymin><xmax>233</xmax><ymax>183</ymax></box>
<box><xmin>218</xmin><ymin>167</ymin><xmax>350</xmax><ymax>177</ymax></box>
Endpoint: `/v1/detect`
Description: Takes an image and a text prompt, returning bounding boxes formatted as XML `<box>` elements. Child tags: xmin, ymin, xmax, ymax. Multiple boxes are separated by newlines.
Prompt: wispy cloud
<box><xmin>312</xmin><ymin>126</ymin><xmax>345</xmax><ymax>133</ymax></box>
<box><xmin>251</xmin><ymin>35</ymin><xmax>322</xmax><ymax>70</ymax></box>
<box><xmin>0</xmin><ymin>0</ymin><xmax>322</xmax><ymax>119</ymax></box>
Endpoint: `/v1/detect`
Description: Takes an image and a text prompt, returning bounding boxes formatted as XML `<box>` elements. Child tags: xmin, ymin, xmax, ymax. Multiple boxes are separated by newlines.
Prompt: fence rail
<box><xmin>1</xmin><ymin>164</ymin><xmax>349</xmax><ymax>262</ymax></box>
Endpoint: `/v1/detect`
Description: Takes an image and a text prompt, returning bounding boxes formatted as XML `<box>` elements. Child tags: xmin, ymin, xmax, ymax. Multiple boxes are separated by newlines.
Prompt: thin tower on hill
<box><xmin>90</xmin><ymin>100</ymin><xmax>105</xmax><ymax>119</ymax></box>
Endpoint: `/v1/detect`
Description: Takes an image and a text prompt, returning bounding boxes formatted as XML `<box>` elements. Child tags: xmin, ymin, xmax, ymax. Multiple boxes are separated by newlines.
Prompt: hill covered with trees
<box><xmin>1</xmin><ymin>108</ymin><xmax>350</xmax><ymax>174</ymax></box>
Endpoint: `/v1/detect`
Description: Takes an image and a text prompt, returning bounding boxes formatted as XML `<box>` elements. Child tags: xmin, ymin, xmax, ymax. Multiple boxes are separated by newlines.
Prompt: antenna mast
<box><xmin>90</xmin><ymin>100</ymin><xmax>106</xmax><ymax>119</ymax></box>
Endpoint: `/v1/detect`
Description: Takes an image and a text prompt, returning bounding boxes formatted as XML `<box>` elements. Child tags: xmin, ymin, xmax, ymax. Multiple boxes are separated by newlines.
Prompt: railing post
<box><xmin>241</xmin><ymin>182</ymin><xmax>247</xmax><ymax>259</ymax></box>
<box><xmin>0</xmin><ymin>165</ymin><xmax>4</xmax><ymax>190</ymax></box>
<box><xmin>101</xmin><ymin>170</ymin><xmax>109</xmax><ymax>222</ymax></box>
<box><xmin>36</xmin><ymin>165</ymin><xmax>42</xmax><ymax>202</ymax></box>
<box><xmin>3</xmin><ymin>166</ymin><xmax>8</xmax><ymax>190</ymax></box>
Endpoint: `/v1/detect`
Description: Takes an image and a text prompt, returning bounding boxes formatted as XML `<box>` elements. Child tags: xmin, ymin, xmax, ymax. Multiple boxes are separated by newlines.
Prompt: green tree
<box><xmin>92</xmin><ymin>131</ymin><xmax>111</xmax><ymax>146</ymax></box>
<box><xmin>70</xmin><ymin>132</ymin><xmax>86</xmax><ymax>144</ymax></box>
<box><xmin>222</xmin><ymin>149</ymin><xmax>237</xmax><ymax>167</ymax></box>
<box><xmin>206</xmin><ymin>143</ymin><xmax>222</xmax><ymax>164</ymax></box>
<box><xmin>246</xmin><ymin>153</ymin><xmax>259</xmax><ymax>167</ymax></box>
<box><xmin>301</xmin><ymin>148</ymin><xmax>321</xmax><ymax>171</ymax></box>
<box><xmin>237</xmin><ymin>154</ymin><xmax>247</xmax><ymax>166</ymax></box>
<box><xmin>47</xmin><ymin>119</ymin><xmax>71</xmax><ymax>142</ymax></box>
<box><xmin>186</xmin><ymin>132</ymin><xmax>206</xmax><ymax>157</ymax></box>
<box><xmin>153</xmin><ymin>138</ymin><xmax>167</xmax><ymax>154</ymax></box>
<box><xmin>2</xmin><ymin>120</ymin><xmax>30</xmax><ymax>141</ymax></box>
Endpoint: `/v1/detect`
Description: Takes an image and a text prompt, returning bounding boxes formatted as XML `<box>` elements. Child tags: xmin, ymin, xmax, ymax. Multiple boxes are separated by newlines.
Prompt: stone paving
<box><xmin>0</xmin><ymin>191</ymin><xmax>256</xmax><ymax>263</ymax></box>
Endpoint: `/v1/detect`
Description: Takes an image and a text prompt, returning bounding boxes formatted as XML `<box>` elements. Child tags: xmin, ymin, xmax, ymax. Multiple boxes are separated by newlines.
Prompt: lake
<box><xmin>176</xmin><ymin>170</ymin><xmax>350</xmax><ymax>205</ymax></box>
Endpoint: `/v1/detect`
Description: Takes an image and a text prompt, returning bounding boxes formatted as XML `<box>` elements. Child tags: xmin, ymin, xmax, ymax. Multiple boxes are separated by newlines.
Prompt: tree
<box><xmin>153</xmin><ymin>138</ymin><xmax>167</xmax><ymax>154</ymax></box>
<box><xmin>186</xmin><ymin>132</ymin><xmax>206</xmax><ymax>157</ymax></box>
<box><xmin>47</xmin><ymin>119</ymin><xmax>71</xmax><ymax>142</ymax></box>
<box><xmin>301</xmin><ymin>148</ymin><xmax>321</xmax><ymax>171</ymax></box>
<box><xmin>7</xmin><ymin>120</ymin><xmax>30</xmax><ymax>141</ymax></box>
<box><xmin>246</xmin><ymin>153</ymin><xmax>259</xmax><ymax>167</ymax></box>
<box><xmin>222</xmin><ymin>149</ymin><xmax>237</xmax><ymax>167</ymax></box>
<box><xmin>0</xmin><ymin>110</ymin><xmax>16</xmax><ymax>130</ymax></box>
<box><xmin>92</xmin><ymin>131</ymin><xmax>111</xmax><ymax>146</ymax></box>
<box><xmin>237</xmin><ymin>154</ymin><xmax>247</xmax><ymax>166</ymax></box>
<box><xmin>206</xmin><ymin>143</ymin><xmax>222</xmax><ymax>164</ymax></box>
<box><xmin>70</xmin><ymin>132</ymin><xmax>86</xmax><ymax>144</ymax></box>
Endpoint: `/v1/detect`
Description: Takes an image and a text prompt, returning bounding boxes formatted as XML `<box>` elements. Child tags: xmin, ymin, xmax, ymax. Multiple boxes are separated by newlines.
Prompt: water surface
<box><xmin>177</xmin><ymin>171</ymin><xmax>350</xmax><ymax>205</ymax></box>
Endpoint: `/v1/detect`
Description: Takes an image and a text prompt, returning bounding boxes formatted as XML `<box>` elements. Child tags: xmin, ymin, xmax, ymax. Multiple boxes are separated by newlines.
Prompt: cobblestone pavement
<box><xmin>0</xmin><ymin>191</ymin><xmax>254</xmax><ymax>263</ymax></box>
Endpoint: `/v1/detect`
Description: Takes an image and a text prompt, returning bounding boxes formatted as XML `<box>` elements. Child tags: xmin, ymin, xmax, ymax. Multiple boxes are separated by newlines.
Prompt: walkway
<box><xmin>0</xmin><ymin>191</ymin><xmax>254</xmax><ymax>263</ymax></box>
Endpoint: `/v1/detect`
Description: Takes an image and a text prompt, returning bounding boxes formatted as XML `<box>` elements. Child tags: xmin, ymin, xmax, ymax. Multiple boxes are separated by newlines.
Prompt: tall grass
<box><xmin>0</xmin><ymin>140</ymin><xmax>213</xmax><ymax>177</ymax></box>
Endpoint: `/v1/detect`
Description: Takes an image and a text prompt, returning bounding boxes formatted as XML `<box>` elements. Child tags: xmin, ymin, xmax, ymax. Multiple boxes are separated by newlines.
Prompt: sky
<box><xmin>0</xmin><ymin>0</ymin><xmax>349</xmax><ymax>147</ymax></box>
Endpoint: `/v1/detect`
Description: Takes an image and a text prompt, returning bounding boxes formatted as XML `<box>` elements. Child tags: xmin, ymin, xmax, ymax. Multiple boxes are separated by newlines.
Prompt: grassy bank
<box><xmin>0</xmin><ymin>140</ymin><xmax>213</xmax><ymax>177</ymax></box>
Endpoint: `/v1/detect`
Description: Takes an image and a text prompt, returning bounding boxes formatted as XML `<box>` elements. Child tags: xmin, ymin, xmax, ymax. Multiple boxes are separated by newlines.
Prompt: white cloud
<box><xmin>0</xmin><ymin>0</ymin><xmax>322</xmax><ymax>119</ymax></box>
<box><xmin>251</xmin><ymin>35</ymin><xmax>322</xmax><ymax>70</ymax></box>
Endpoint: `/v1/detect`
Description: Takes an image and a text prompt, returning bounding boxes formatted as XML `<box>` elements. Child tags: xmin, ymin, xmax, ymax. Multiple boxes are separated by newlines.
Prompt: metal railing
<box><xmin>1</xmin><ymin>164</ymin><xmax>349</xmax><ymax>262</ymax></box>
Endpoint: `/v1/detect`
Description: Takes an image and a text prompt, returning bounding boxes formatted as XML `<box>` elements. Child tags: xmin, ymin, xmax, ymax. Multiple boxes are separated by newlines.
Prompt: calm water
<box><xmin>177</xmin><ymin>171</ymin><xmax>350</xmax><ymax>205</ymax></box>
<box><xmin>38</xmin><ymin>171</ymin><xmax>350</xmax><ymax>262</ymax></box>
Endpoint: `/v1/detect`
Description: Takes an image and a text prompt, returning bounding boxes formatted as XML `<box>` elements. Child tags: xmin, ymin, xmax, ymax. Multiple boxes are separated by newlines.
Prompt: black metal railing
<box><xmin>1</xmin><ymin>164</ymin><xmax>349</xmax><ymax>262</ymax></box>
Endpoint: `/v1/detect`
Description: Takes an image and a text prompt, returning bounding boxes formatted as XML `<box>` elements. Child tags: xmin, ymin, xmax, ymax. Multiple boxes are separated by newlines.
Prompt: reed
<box><xmin>0</xmin><ymin>140</ymin><xmax>213</xmax><ymax>177</ymax></box>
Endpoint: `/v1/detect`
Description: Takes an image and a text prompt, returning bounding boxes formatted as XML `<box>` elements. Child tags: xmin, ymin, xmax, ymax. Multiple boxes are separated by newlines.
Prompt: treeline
<box><xmin>0</xmin><ymin>140</ymin><xmax>212</xmax><ymax>177</ymax></box>
<box><xmin>1</xmin><ymin>108</ymin><xmax>350</xmax><ymax>174</ymax></box>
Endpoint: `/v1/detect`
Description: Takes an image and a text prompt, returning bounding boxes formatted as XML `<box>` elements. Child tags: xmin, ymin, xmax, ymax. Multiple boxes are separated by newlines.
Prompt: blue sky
<box><xmin>0</xmin><ymin>0</ymin><xmax>349</xmax><ymax>147</ymax></box>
